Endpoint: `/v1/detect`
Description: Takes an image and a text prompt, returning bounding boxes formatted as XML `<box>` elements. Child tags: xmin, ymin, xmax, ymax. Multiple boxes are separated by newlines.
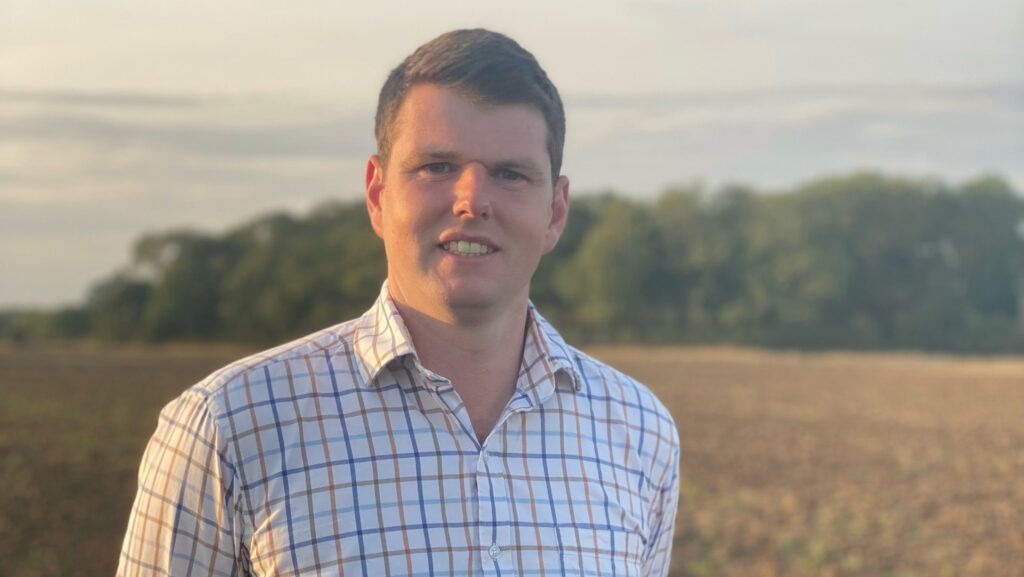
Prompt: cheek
<box><xmin>385</xmin><ymin>210</ymin><xmax>433</xmax><ymax>255</ymax></box>
<box><xmin>519</xmin><ymin>204</ymin><xmax>555</xmax><ymax>239</ymax></box>
<box><xmin>391</xmin><ymin>190</ymin><xmax>444</xmax><ymax>228</ymax></box>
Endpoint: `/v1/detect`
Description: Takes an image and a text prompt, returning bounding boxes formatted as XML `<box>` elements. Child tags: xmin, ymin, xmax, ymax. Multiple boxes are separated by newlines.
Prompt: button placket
<box><xmin>477</xmin><ymin>437</ymin><xmax>515</xmax><ymax>572</ymax></box>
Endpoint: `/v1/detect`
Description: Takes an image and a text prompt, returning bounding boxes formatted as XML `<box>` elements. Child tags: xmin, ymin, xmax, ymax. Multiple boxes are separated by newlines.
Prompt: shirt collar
<box><xmin>353</xmin><ymin>281</ymin><xmax>581</xmax><ymax>392</ymax></box>
<box><xmin>522</xmin><ymin>303</ymin><xmax>583</xmax><ymax>393</ymax></box>
<box><xmin>352</xmin><ymin>281</ymin><xmax>418</xmax><ymax>385</ymax></box>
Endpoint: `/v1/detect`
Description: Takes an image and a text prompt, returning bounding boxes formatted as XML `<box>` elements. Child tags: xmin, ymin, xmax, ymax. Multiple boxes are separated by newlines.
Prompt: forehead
<box><xmin>391</xmin><ymin>84</ymin><xmax>550</xmax><ymax>167</ymax></box>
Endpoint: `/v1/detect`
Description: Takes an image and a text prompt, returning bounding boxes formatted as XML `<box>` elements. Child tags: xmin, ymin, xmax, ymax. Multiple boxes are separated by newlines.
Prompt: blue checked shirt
<box><xmin>118</xmin><ymin>283</ymin><xmax>680</xmax><ymax>576</ymax></box>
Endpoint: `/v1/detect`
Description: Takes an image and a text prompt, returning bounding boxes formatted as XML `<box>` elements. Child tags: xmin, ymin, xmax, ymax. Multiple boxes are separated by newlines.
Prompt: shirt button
<box><xmin>481</xmin><ymin>450</ymin><xmax>489</xmax><ymax>463</ymax></box>
<box><xmin>488</xmin><ymin>544</ymin><xmax>501</xmax><ymax>559</ymax></box>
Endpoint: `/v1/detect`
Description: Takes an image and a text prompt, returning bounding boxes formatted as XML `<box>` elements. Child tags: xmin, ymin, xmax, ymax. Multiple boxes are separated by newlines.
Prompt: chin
<box><xmin>442</xmin><ymin>288</ymin><xmax>499</xmax><ymax>310</ymax></box>
<box><xmin>440</xmin><ymin>281</ymin><xmax>506</xmax><ymax>310</ymax></box>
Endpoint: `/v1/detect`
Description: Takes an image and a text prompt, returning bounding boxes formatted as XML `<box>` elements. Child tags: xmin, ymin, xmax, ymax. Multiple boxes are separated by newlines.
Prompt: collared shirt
<box><xmin>118</xmin><ymin>283</ymin><xmax>679</xmax><ymax>577</ymax></box>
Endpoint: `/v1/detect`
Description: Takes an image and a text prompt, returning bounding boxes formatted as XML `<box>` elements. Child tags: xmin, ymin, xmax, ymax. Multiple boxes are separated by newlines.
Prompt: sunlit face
<box><xmin>366</xmin><ymin>83</ymin><xmax>569</xmax><ymax>323</ymax></box>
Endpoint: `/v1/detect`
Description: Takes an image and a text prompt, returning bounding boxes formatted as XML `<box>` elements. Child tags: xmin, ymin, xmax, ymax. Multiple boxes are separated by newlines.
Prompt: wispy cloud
<box><xmin>565</xmin><ymin>83</ymin><xmax>1023</xmax><ymax>193</ymax></box>
<box><xmin>1</xmin><ymin>97</ymin><xmax>371</xmax><ymax>159</ymax></box>
<box><xmin>0</xmin><ymin>89</ymin><xmax>203</xmax><ymax>108</ymax></box>
<box><xmin>1</xmin><ymin>85</ymin><xmax>1020</xmax><ymax>306</ymax></box>
<box><xmin>0</xmin><ymin>93</ymin><xmax>375</xmax><ymax>306</ymax></box>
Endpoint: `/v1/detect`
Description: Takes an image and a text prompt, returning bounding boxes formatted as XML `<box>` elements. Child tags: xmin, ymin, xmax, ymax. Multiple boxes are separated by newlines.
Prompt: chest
<box><xmin>229</xmin><ymin>376</ymin><xmax>651</xmax><ymax>576</ymax></box>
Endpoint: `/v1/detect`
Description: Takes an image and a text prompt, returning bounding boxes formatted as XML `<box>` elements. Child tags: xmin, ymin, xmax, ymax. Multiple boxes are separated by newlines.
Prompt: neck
<box><xmin>395</xmin><ymin>298</ymin><xmax>529</xmax><ymax>382</ymax></box>
<box><xmin>391</xmin><ymin>293</ymin><xmax>530</xmax><ymax>443</ymax></box>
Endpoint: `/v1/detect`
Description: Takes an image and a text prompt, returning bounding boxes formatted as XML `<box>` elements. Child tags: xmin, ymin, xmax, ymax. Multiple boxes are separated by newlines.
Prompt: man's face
<box><xmin>366</xmin><ymin>83</ymin><xmax>569</xmax><ymax>322</ymax></box>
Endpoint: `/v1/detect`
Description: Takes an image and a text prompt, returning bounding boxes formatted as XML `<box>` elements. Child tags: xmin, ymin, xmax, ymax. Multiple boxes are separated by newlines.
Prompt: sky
<box><xmin>1</xmin><ymin>0</ymin><xmax>1022</xmax><ymax>307</ymax></box>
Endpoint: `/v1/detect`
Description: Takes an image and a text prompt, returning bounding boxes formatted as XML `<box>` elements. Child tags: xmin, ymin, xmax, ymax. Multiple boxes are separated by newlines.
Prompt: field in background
<box><xmin>0</xmin><ymin>343</ymin><xmax>1021</xmax><ymax>576</ymax></box>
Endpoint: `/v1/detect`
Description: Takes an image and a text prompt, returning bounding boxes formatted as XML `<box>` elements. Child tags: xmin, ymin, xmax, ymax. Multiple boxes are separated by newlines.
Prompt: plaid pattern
<box><xmin>118</xmin><ymin>283</ymin><xmax>679</xmax><ymax>576</ymax></box>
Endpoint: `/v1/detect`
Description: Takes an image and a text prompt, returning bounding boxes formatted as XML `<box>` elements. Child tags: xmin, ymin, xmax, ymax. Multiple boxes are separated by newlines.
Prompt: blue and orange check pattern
<box><xmin>118</xmin><ymin>283</ymin><xmax>680</xmax><ymax>576</ymax></box>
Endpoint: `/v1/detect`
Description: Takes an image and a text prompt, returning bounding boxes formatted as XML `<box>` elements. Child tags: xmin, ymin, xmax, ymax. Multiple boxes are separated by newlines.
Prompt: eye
<box><xmin>420</xmin><ymin>162</ymin><xmax>454</xmax><ymax>176</ymax></box>
<box><xmin>495</xmin><ymin>168</ymin><xmax>526</xmax><ymax>182</ymax></box>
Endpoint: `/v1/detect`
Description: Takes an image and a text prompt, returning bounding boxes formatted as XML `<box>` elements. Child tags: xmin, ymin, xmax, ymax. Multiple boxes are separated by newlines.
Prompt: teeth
<box><xmin>442</xmin><ymin>240</ymin><xmax>495</xmax><ymax>256</ymax></box>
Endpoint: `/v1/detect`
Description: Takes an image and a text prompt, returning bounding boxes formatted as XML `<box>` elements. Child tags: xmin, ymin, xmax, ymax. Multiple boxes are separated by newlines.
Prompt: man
<box><xmin>118</xmin><ymin>29</ymin><xmax>679</xmax><ymax>576</ymax></box>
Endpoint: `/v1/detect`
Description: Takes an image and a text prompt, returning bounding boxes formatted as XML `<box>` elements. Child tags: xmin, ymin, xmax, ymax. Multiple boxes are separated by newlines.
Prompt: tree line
<box><xmin>4</xmin><ymin>171</ymin><xmax>1022</xmax><ymax>352</ymax></box>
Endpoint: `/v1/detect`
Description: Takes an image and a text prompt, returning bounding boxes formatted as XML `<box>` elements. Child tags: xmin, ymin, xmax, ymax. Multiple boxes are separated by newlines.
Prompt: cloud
<box><xmin>0</xmin><ymin>93</ymin><xmax>374</xmax><ymax>208</ymax></box>
<box><xmin>0</xmin><ymin>92</ymin><xmax>378</xmax><ymax>305</ymax></box>
<box><xmin>0</xmin><ymin>89</ymin><xmax>202</xmax><ymax>108</ymax></box>
<box><xmin>565</xmin><ymin>84</ymin><xmax>1024</xmax><ymax>193</ymax></box>
<box><xmin>0</xmin><ymin>105</ymin><xmax>372</xmax><ymax>160</ymax></box>
<box><xmin>1</xmin><ymin>85</ymin><xmax>1020</xmax><ymax>305</ymax></box>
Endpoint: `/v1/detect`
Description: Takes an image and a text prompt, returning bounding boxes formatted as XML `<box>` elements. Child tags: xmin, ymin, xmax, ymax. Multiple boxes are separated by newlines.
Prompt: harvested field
<box><xmin>0</xmin><ymin>343</ymin><xmax>1021</xmax><ymax>576</ymax></box>
<box><xmin>592</xmin><ymin>346</ymin><xmax>1024</xmax><ymax>577</ymax></box>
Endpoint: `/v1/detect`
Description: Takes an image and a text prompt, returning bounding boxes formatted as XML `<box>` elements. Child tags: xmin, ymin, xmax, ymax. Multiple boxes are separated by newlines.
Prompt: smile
<box><xmin>440</xmin><ymin>240</ymin><xmax>496</xmax><ymax>256</ymax></box>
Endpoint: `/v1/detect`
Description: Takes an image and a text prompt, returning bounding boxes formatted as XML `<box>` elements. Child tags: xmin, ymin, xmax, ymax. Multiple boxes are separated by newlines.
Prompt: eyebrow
<box><xmin>408</xmin><ymin>149</ymin><xmax>461</xmax><ymax>164</ymax></box>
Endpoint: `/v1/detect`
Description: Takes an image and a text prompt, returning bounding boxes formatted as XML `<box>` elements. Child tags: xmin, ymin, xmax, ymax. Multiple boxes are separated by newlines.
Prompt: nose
<box><xmin>452</xmin><ymin>163</ymin><xmax>491</xmax><ymax>220</ymax></box>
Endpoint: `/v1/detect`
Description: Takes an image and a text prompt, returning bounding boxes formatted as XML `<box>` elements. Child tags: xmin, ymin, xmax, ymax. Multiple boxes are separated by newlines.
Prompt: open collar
<box><xmin>353</xmin><ymin>281</ymin><xmax>581</xmax><ymax>393</ymax></box>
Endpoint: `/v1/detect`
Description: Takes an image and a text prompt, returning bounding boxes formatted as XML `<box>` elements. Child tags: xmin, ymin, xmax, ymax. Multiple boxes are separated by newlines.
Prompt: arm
<box><xmin>642</xmin><ymin>430</ymin><xmax>680</xmax><ymax>577</ymax></box>
<box><xmin>117</xmin><ymin>391</ymin><xmax>247</xmax><ymax>576</ymax></box>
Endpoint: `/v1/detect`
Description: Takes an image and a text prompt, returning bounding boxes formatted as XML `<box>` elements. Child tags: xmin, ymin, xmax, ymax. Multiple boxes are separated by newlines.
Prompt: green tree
<box><xmin>137</xmin><ymin>232</ymin><xmax>233</xmax><ymax>341</ymax></box>
<box><xmin>554</xmin><ymin>196</ymin><xmax>662</xmax><ymax>341</ymax></box>
<box><xmin>86</xmin><ymin>275</ymin><xmax>153</xmax><ymax>341</ymax></box>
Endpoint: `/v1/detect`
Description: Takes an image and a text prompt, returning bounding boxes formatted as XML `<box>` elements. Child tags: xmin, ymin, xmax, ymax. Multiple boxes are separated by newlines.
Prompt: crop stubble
<box><xmin>591</xmin><ymin>346</ymin><xmax>1024</xmax><ymax>577</ymax></box>
<box><xmin>0</xmin><ymin>344</ymin><xmax>1021</xmax><ymax>576</ymax></box>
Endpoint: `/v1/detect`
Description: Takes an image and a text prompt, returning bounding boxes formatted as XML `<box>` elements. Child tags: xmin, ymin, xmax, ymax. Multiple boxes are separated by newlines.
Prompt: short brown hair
<box><xmin>374</xmin><ymin>29</ymin><xmax>566</xmax><ymax>183</ymax></box>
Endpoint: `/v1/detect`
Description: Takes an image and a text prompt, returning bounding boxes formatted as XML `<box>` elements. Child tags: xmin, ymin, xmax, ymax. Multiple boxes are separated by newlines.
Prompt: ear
<box><xmin>542</xmin><ymin>175</ymin><xmax>570</xmax><ymax>254</ymax></box>
<box><xmin>365</xmin><ymin>155</ymin><xmax>386</xmax><ymax>239</ymax></box>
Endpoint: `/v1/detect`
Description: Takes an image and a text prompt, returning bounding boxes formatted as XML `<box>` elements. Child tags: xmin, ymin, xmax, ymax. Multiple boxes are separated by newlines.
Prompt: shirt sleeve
<box><xmin>117</xmin><ymin>390</ymin><xmax>247</xmax><ymax>577</ymax></box>
<box><xmin>641</xmin><ymin>428</ymin><xmax>680</xmax><ymax>577</ymax></box>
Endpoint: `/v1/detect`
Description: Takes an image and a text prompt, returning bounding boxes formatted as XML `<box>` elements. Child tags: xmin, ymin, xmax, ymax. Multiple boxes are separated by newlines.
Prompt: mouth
<box><xmin>439</xmin><ymin>240</ymin><xmax>497</xmax><ymax>256</ymax></box>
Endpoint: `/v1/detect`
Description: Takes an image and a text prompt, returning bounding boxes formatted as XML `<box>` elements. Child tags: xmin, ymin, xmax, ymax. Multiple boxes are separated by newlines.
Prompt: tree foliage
<box><xmin>5</xmin><ymin>172</ymin><xmax>1022</xmax><ymax>352</ymax></box>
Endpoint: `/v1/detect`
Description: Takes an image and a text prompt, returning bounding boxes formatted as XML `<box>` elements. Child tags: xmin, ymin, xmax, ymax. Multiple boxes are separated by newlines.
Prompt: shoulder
<box><xmin>532</xmin><ymin>310</ymin><xmax>677</xmax><ymax>444</ymax></box>
<box><xmin>569</xmin><ymin>345</ymin><xmax>677</xmax><ymax>440</ymax></box>
<box><xmin>169</xmin><ymin>317</ymin><xmax>364</xmax><ymax>422</ymax></box>
<box><xmin>559</xmin><ymin>343</ymin><xmax>681</xmax><ymax>504</ymax></box>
